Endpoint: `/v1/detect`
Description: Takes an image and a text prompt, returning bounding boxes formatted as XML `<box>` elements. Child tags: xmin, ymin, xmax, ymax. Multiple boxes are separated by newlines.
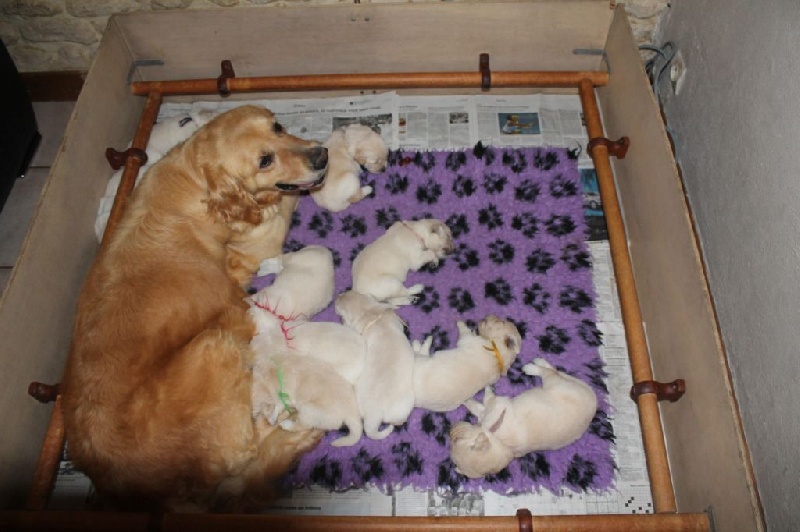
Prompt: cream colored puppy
<box><xmin>287</xmin><ymin>320</ymin><xmax>366</xmax><ymax>385</ymax></box>
<box><xmin>352</xmin><ymin>218</ymin><xmax>454</xmax><ymax>306</ymax></box>
<box><xmin>310</xmin><ymin>124</ymin><xmax>388</xmax><ymax>212</ymax></box>
<box><xmin>335</xmin><ymin>290</ymin><xmax>415</xmax><ymax>440</ymax></box>
<box><xmin>412</xmin><ymin>315</ymin><xmax>522</xmax><ymax>412</ymax></box>
<box><xmin>253</xmin><ymin>245</ymin><xmax>335</xmax><ymax>319</ymax></box>
<box><xmin>449</xmin><ymin>358</ymin><xmax>597</xmax><ymax>478</ymax></box>
<box><xmin>251</xmin><ymin>351</ymin><xmax>363</xmax><ymax>447</ymax></box>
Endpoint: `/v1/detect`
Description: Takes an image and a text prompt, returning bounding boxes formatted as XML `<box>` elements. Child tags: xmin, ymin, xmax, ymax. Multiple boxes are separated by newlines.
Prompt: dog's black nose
<box><xmin>309</xmin><ymin>146</ymin><xmax>328</xmax><ymax>171</ymax></box>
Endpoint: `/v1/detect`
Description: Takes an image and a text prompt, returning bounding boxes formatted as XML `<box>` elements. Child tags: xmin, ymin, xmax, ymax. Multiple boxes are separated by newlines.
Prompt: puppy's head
<box><xmin>190</xmin><ymin>105</ymin><xmax>328</xmax><ymax>226</ymax></box>
<box><xmin>405</xmin><ymin>218</ymin><xmax>455</xmax><ymax>259</ymax></box>
<box><xmin>335</xmin><ymin>290</ymin><xmax>388</xmax><ymax>333</ymax></box>
<box><xmin>449</xmin><ymin>422</ymin><xmax>514</xmax><ymax>478</ymax></box>
<box><xmin>477</xmin><ymin>315</ymin><xmax>523</xmax><ymax>371</ymax></box>
<box><xmin>344</xmin><ymin>124</ymin><xmax>388</xmax><ymax>173</ymax></box>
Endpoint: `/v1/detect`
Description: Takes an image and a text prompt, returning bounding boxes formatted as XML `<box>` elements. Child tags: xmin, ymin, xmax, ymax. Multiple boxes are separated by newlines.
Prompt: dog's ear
<box><xmin>471</xmin><ymin>432</ymin><xmax>490</xmax><ymax>452</ymax></box>
<box><xmin>204</xmin><ymin>164</ymin><xmax>263</xmax><ymax>226</ymax></box>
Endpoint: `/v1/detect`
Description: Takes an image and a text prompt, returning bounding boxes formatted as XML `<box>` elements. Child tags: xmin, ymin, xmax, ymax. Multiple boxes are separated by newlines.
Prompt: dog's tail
<box><xmin>363</xmin><ymin>415</ymin><xmax>394</xmax><ymax>440</ymax></box>
<box><xmin>330</xmin><ymin>415</ymin><xmax>364</xmax><ymax>447</ymax></box>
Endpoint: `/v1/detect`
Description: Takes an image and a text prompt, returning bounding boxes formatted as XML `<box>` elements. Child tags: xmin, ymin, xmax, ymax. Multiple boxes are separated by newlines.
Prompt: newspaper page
<box><xmin>163</xmin><ymin>91</ymin><xmax>398</xmax><ymax>149</ymax></box>
<box><xmin>397</xmin><ymin>95</ymin><xmax>473</xmax><ymax>150</ymax></box>
<box><xmin>473</xmin><ymin>94</ymin><xmax>591</xmax><ymax>166</ymax></box>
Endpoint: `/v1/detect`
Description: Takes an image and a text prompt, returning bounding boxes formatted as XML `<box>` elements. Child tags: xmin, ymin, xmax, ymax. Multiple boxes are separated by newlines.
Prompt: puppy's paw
<box><xmin>409</xmin><ymin>283</ymin><xmax>425</xmax><ymax>295</ymax></box>
<box><xmin>257</xmin><ymin>257</ymin><xmax>284</xmax><ymax>277</ymax></box>
<box><xmin>521</xmin><ymin>363</ymin><xmax>541</xmax><ymax>377</ymax></box>
<box><xmin>532</xmin><ymin>357</ymin><xmax>553</xmax><ymax>369</ymax></box>
<box><xmin>413</xmin><ymin>336</ymin><xmax>433</xmax><ymax>356</ymax></box>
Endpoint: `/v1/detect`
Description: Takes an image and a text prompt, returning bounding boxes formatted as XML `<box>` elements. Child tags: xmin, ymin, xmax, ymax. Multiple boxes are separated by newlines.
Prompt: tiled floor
<box><xmin>0</xmin><ymin>101</ymin><xmax>75</xmax><ymax>296</ymax></box>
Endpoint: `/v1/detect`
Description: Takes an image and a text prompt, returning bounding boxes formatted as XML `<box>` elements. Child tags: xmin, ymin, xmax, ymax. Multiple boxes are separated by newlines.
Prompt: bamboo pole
<box><xmin>577</xmin><ymin>79</ymin><xmax>677</xmax><ymax>513</ymax></box>
<box><xmin>1</xmin><ymin>510</ymin><xmax>710</xmax><ymax>531</ymax></box>
<box><xmin>25</xmin><ymin>397</ymin><xmax>65</xmax><ymax>510</ymax></box>
<box><xmin>131</xmin><ymin>70</ymin><xmax>609</xmax><ymax>96</ymax></box>
<box><xmin>24</xmin><ymin>92</ymin><xmax>165</xmax><ymax>512</ymax></box>
<box><xmin>101</xmin><ymin>91</ymin><xmax>163</xmax><ymax>244</ymax></box>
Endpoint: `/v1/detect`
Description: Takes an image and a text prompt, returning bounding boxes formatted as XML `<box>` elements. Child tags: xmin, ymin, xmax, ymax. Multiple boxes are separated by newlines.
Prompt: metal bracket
<box><xmin>217</xmin><ymin>59</ymin><xmax>236</xmax><ymax>97</ymax></box>
<box><xmin>105</xmin><ymin>147</ymin><xmax>148</xmax><ymax>171</ymax></box>
<box><xmin>126</xmin><ymin>59</ymin><xmax>165</xmax><ymax>85</ymax></box>
<box><xmin>479</xmin><ymin>53</ymin><xmax>491</xmax><ymax>92</ymax></box>
<box><xmin>573</xmin><ymin>48</ymin><xmax>611</xmax><ymax>73</ymax></box>
<box><xmin>588</xmin><ymin>136</ymin><xmax>630</xmax><ymax>159</ymax></box>
<box><xmin>630</xmin><ymin>379</ymin><xmax>686</xmax><ymax>404</ymax></box>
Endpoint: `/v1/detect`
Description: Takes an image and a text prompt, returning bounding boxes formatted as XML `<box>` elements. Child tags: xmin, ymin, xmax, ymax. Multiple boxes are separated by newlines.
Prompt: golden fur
<box><xmin>61</xmin><ymin>106</ymin><xmax>328</xmax><ymax>512</ymax></box>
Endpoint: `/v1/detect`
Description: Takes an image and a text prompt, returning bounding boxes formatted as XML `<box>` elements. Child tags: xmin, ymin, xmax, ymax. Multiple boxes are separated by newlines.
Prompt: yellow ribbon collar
<box><xmin>484</xmin><ymin>340</ymin><xmax>505</xmax><ymax>374</ymax></box>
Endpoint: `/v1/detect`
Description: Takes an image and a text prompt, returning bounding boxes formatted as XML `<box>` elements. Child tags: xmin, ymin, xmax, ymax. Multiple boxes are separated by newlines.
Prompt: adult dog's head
<box><xmin>187</xmin><ymin>105</ymin><xmax>328</xmax><ymax>226</ymax></box>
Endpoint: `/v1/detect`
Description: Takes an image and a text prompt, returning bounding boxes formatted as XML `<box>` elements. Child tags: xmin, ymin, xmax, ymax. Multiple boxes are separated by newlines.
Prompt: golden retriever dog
<box><xmin>61</xmin><ymin>105</ymin><xmax>329</xmax><ymax>512</ymax></box>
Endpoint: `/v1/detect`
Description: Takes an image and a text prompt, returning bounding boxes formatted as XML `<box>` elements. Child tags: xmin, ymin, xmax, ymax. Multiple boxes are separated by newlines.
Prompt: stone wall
<box><xmin>0</xmin><ymin>0</ymin><xmax>669</xmax><ymax>73</ymax></box>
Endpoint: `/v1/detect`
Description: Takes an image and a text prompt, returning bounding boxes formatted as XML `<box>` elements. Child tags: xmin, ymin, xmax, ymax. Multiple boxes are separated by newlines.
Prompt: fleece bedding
<box><xmin>250</xmin><ymin>144</ymin><xmax>615</xmax><ymax>496</ymax></box>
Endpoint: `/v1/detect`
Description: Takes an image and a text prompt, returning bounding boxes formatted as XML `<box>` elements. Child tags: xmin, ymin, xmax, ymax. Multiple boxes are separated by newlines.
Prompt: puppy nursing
<box><xmin>413</xmin><ymin>315</ymin><xmax>522</xmax><ymax>412</ymax></box>
<box><xmin>449</xmin><ymin>359</ymin><xmax>597</xmax><ymax>478</ymax></box>
<box><xmin>335</xmin><ymin>290</ymin><xmax>416</xmax><ymax>440</ymax></box>
<box><xmin>310</xmin><ymin>124</ymin><xmax>388</xmax><ymax>212</ymax></box>
<box><xmin>352</xmin><ymin>218</ymin><xmax>454</xmax><ymax>306</ymax></box>
<box><xmin>251</xmin><ymin>352</ymin><xmax>363</xmax><ymax>448</ymax></box>
<box><xmin>249</xmin><ymin>245</ymin><xmax>365</xmax><ymax>445</ymax></box>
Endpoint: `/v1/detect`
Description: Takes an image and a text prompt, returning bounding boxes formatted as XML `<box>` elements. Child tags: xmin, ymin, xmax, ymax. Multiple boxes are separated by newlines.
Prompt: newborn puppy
<box><xmin>449</xmin><ymin>358</ymin><xmax>597</xmax><ymax>478</ymax></box>
<box><xmin>253</xmin><ymin>245</ymin><xmax>335</xmax><ymax>319</ymax></box>
<box><xmin>335</xmin><ymin>290</ymin><xmax>415</xmax><ymax>440</ymax></box>
<box><xmin>287</xmin><ymin>320</ymin><xmax>366</xmax><ymax>385</ymax></box>
<box><xmin>412</xmin><ymin>315</ymin><xmax>522</xmax><ymax>412</ymax></box>
<box><xmin>352</xmin><ymin>219</ymin><xmax>454</xmax><ymax>306</ymax></box>
<box><xmin>251</xmin><ymin>352</ymin><xmax>362</xmax><ymax>447</ymax></box>
<box><xmin>310</xmin><ymin>124</ymin><xmax>388</xmax><ymax>212</ymax></box>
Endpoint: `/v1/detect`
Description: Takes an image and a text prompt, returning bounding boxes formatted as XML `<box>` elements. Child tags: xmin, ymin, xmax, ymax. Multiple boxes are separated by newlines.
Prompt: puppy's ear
<box><xmin>204</xmin><ymin>164</ymin><xmax>263</xmax><ymax>226</ymax></box>
<box><xmin>471</xmin><ymin>432</ymin><xmax>491</xmax><ymax>452</ymax></box>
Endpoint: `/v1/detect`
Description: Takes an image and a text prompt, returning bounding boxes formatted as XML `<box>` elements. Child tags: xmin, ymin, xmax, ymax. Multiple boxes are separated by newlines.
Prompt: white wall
<box><xmin>657</xmin><ymin>1</ymin><xmax>799</xmax><ymax>529</ymax></box>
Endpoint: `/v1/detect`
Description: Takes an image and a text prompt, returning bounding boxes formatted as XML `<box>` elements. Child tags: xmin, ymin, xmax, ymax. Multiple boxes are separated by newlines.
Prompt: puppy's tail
<box><xmin>363</xmin><ymin>415</ymin><xmax>394</xmax><ymax>440</ymax></box>
<box><xmin>330</xmin><ymin>416</ymin><xmax>364</xmax><ymax>447</ymax></box>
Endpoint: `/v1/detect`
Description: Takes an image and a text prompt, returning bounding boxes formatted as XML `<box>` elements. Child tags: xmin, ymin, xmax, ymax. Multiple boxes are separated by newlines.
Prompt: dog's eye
<box><xmin>505</xmin><ymin>336</ymin><xmax>517</xmax><ymax>350</ymax></box>
<box><xmin>273</xmin><ymin>122</ymin><xmax>284</xmax><ymax>134</ymax></box>
<box><xmin>259</xmin><ymin>154</ymin><xmax>274</xmax><ymax>169</ymax></box>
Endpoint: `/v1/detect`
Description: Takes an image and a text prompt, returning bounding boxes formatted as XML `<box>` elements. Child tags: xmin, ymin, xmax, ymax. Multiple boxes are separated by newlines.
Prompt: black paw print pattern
<box><xmin>416</xmin><ymin>179</ymin><xmax>443</xmax><ymax>204</ymax></box>
<box><xmin>285</xmin><ymin>146</ymin><xmax>612</xmax><ymax>497</ymax></box>
<box><xmin>483</xmin><ymin>172</ymin><xmax>507</xmax><ymax>194</ymax></box>
<box><xmin>452</xmin><ymin>243</ymin><xmax>480</xmax><ymax>271</ymax></box>
<box><xmin>452</xmin><ymin>174</ymin><xmax>477</xmax><ymax>198</ymax></box>
<box><xmin>549</xmin><ymin>173</ymin><xmax>579</xmax><ymax>198</ymax></box>
<box><xmin>341</xmin><ymin>214</ymin><xmax>368</xmax><ymax>238</ymax></box>
<box><xmin>477</xmin><ymin>204</ymin><xmax>503</xmax><ymax>230</ymax></box>
<box><xmin>414</xmin><ymin>286</ymin><xmax>441</xmax><ymax>313</ymax></box>
<box><xmin>488</xmin><ymin>239</ymin><xmax>515</xmax><ymax>265</ymax></box>
<box><xmin>385</xmin><ymin>172</ymin><xmax>409</xmax><ymax>195</ymax></box>
<box><xmin>446</xmin><ymin>213</ymin><xmax>470</xmax><ymax>238</ymax></box>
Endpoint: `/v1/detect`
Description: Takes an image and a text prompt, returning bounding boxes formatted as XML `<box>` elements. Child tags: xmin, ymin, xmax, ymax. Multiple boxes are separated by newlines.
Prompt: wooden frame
<box><xmin>6</xmin><ymin>66</ymin><xmax>709</xmax><ymax>531</ymax></box>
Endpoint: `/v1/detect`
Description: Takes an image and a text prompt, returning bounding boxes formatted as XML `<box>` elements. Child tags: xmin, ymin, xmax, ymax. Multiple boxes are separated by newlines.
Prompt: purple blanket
<box><xmin>253</xmin><ymin>145</ymin><xmax>615</xmax><ymax>495</ymax></box>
